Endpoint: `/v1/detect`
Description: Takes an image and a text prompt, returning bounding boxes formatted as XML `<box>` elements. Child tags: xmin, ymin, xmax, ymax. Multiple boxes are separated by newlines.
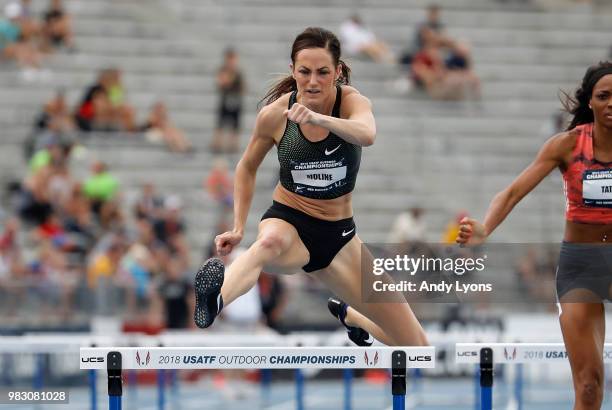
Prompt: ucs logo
<box><xmin>457</xmin><ymin>351</ymin><xmax>478</xmax><ymax>357</ymax></box>
<box><xmin>408</xmin><ymin>356</ymin><xmax>432</xmax><ymax>362</ymax></box>
<box><xmin>136</xmin><ymin>351</ymin><xmax>151</xmax><ymax>366</ymax></box>
<box><xmin>81</xmin><ymin>357</ymin><xmax>104</xmax><ymax>363</ymax></box>
<box><xmin>364</xmin><ymin>351</ymin><xmax>379</xmax><ymax>366</ymax></box>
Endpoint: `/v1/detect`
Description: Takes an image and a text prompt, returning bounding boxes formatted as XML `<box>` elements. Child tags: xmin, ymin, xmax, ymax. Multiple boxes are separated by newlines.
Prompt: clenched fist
<box><xmin>284</xmin><ymin>102</ymin><xmax>321</xmax><ymax>125</ymax></box>
<box><xmin>215</xmin><ymin>230</ymin><xmax>243</xmax><ymax>256</ymax></box>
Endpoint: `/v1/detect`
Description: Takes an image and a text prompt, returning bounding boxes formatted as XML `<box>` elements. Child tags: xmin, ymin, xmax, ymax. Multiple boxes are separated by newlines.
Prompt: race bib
<box><xmin>583</xmin><ymin>169</ymin><xmax>612</xmax><ymax>207</ymax></box>
<box><xmin>291</xmin><ymin>165</ymin><xmax>347</xmax><ymax>188</ymax></box>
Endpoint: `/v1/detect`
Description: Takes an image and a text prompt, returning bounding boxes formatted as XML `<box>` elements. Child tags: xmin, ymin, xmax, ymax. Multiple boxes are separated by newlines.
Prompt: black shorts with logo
<box><xmin>261</xmin><ymin>201</ymin><xmax>356</xmax><ymax>272</ymax></box>
<box><xmin>556</xmin><ymin>242</ymin><xmax>612</xmax><ymax>302</ymax></box>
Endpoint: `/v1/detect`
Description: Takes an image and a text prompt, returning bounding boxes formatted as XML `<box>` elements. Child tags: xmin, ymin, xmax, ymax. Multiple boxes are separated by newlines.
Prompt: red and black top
<box><xmin>563</xmin><ymin>123</ymin><xmax>612</xmax><ymax>223</ymax></box>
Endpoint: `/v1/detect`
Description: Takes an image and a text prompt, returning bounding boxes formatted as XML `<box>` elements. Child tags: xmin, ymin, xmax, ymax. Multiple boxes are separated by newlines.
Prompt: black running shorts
<box><xmin>556</xmin><ymin>242</ymin><xmax>612</xmax><ymax>302</ymax></box>
<box><xmin>261</xmin><ymin>201</ymin><xmax>356</xmax><ymax>272</ymax></box>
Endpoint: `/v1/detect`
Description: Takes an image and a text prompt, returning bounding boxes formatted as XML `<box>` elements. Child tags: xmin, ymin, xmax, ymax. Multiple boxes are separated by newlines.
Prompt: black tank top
<box><xmin>277</xmin><ymin>86</ymin><xmax>362</xmax><ymax>200</ymax></box>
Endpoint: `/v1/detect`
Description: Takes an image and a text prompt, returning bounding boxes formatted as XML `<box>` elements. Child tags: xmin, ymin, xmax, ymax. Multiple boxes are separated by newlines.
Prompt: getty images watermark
<box><xmin>360</xmin><ymin>243</ymin><xmax>563</xmax><ymax>303</ymax></box>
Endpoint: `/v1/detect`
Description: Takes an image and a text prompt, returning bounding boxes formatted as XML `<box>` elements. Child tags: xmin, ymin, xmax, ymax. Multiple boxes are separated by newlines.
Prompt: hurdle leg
<box><xmin>473</xmin><ymin>364</ymin><xmax>480</xmax><ymax>410</ymax></box>
<box><xmin>170</xmin><ymin>369</ymin><xmax>179</xmax><ymax>409</ymax></box>
<box><xmin>107</xmin><ymin>352</ymin><xmax>122</xmax><ymax>410</ymax></box>
<box><xmin>514</xmin><ymin>363</ymin><xmax>523</xmax><ymax>410</ymax></box>
<box><xmin>343</xmin><ymin>369</ymin><xmax>353</xmax><ymax>410</ymax></box>
<box><xmin>295</xmin><ymin>369</ymin><xmax>304</xmax><ymax>410</ymax></box>
<box><xmin>260</xmin><ymin>369</ymin><xmax>272</xmax><ymax>406</ymax></box>
<box><xmin>479</xmin><ymin>348</ymin><xmax>493</xmax><ymax>410</ymax></box>
<box><xmin>157</xmin><ymin>369</ymin><xmax>166</xmax><ymax>410</ymax></box>
<box><xmin>1</xmin><ymin>354</ymin><xmax>13</xmax><ymax>386</ymax></box>
<box><xmin>391</xmin><ymin>351</ymin><xmax>407</xmax><ymax>410</ymax></box>
<box><xmin>89</xmin><ymin>369</ymin><xmax>97</xmax><ymax>410</ymax></box>
<box><xmin>33</xmin><ymin>353</ymin><xmax>45</xmax><ymax>390</ymax></box>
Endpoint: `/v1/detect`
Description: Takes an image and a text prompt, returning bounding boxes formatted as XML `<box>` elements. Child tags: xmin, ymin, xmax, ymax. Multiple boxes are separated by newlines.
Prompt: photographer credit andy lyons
<box><xmin>369</xmin><ymin>254</ymin><xmax>492</xmax><ymax>295</ymax></box>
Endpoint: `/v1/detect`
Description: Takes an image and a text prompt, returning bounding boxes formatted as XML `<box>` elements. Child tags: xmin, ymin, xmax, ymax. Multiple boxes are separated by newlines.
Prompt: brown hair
<box><xmin>260</xmin><ymin>27</ymin><xmax>351</xmax><ymax>107</ymax></box>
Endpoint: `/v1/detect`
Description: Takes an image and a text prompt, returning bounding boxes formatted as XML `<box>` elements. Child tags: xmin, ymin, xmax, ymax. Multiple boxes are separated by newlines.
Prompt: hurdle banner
<box><xmin>456</xmin><ymin>343</ymin><xmax>612</xmax><ymax>364</ymax></box>
<box><xmin>80</xmin><ymin>347</ymin><xmax>435</xmax><ymax>370</ymax></box>
<box><xmin>454</xmin><ymin>343</ymin><xmax>612</xmax><ymax>410</ymax></box>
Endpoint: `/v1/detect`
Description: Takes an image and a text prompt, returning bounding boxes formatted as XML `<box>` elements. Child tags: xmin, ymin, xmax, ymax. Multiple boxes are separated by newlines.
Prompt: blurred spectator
<box><xmin>413</xmin><ymin>4</ymin><xmax>451</xmax><ymax>53</ymax></box>
<box><xmin>5</xmin><ymin>0</ymin><xmax>40</xmax><ymax>40</ymax></box>
<box><xmin>34</xmin><ymin>211</ymin><xmax>64</xmax><ymax>241</ymax></box>
<box><xmin>87</xmin><ymin>233</ymin><xmax>126</xmax><ymax>314</ymax></box>
<box><xmin>205</xmin><ymin>157</ymin><xmax>233</xmax><ymax>218</ymax></box>
<box><xmin>83</xmin><ymin>161</ymin><xmax>122</xmax><ymax>228</ymax></box>
<box><xmin>0</xmin><ymin>218</ymin><xmax>26</xmax><ymax>278</ymax></box>
<box><xmin>134</xmin><ymin>182</ymin><xmax>164</xmax><ymax>221</ymax></box>
<box><xmin>154</xmin><ymin>258</ymin><xmax>194</xmax><ymax>329</ymax></box>
<box><xmin>154</xmin><ymin>195</ymin><xmax>190</xmax><ymax>265</ymax></box>
<box><xmin>28</xmin><ymin>138</ymin><xmax>59</xmax><ymax>173</ymax></box>
<box><xmin>401</xmin><ymin>5</ymin><xmax>479</xmax><ymax>100</ymax></box>
<box><xmin>412</xmin><ymin>37</ymin><xmax>480</xmax><ymax>100</ymax></box>
<box><xmin>19</xmin><ymin>152</ymin><xmax>54</xmax><ymax>226</ymax></box>
<box><xmin>398</xmin><ymin>5</ymin><xmax>442</xmax><ymax>68</ymax></box>
<box><xmin>444</xmin><ymin>41</ymin><xmax>480</xmax><ymax>98</ymax></box>
<box><xmin>387</xmin><ymin>206</ymin><xmax>426</xmax><ymax>243</ymax></box>
<box><xmin>62</xmin><ymin>183</ymin><xmax>97</xmax><ymax>264</ymax></box>
<box><xmin>0</xmin><ymin>217</ymin><xmax>20</xmax><ymax>257</ymax></box>
<box><xmin>411</xmin><ymin>38</ymin><xmax>446</xmax><ymax>95</ymax></box>
<box><xmin>0</xmin><ymin>218</ymin><xmax>26</xmax><ymax>314</ymax></box>
<box><xmin>83</xmin><ymin>161</ymin><xmax>119</xmax><ymax>205</ymax></box>
<box><xmin>1</xmin><ymin>3</ymin><xmax>44</xmax><ymax>78</ymax></box>
<box><xmin>339</xmin><ymin>14</ymin><xmax>394</xmax><ymax>63</ymax></box>
<box><xmin>211</xmin><ymin>48</ymin><xmax>245</xmax><ymax>153</ymax></box>
<box><xmin>133</xmin><ymin>216</ymin><xmax>157</xmax><ymax>248</ymax></box>
<box><xmin>28</xmin><ymin>240</ymin><xmax>78</xmax><ymax>317</ymax></box>
<box><xmin>75</xmin><ymin>70</ymin><xmax>112</xmax><ymax>131</ymax></box>
<box><xmin>75</xmin><ymin>69</ymin><xmax>136</xmax><ymax>132</ymax></box>
<box><xmin>27</xmin><ymin>90</ymin><xmax>76</xmax><ymax>158</ymax></box>
<box><xmin>44</xmin><ymin>142</ymin><xmax>74</xmax><ymax>210</ymax></box>
<box><xmin>105</xmin><ymin>69</ymin><xmax>136</xmax><ymax>130</ymax></box>
<box><xmin>140</xmin><ymin>101</ymin><xmax>193</xmax><ymax>153</ymax></box>
<box><xmin>515</xmin><ymin>246</ymin><xmax>556</xmax><ymax>303</ymax></box>
<box><xmin>41</xmin><ymin>0</ymin><xmax>75</xmax><ymax>51</ymax></box>
<box><xmin>119</xmin><ymin>242</ymin><xmax>158</xmax><ymax>317</ymax></box>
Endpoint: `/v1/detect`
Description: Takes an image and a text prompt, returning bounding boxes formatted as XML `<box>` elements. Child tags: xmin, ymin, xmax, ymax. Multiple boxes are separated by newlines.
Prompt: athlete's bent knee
<box><xmin>255</xmin><ymin>232</ymin><xmax>288</xmax><ymax>256</ymax></box>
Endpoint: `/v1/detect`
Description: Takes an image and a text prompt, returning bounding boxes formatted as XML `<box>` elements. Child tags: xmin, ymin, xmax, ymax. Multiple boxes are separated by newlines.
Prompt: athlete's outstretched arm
<box><xmin>215</xmin><ymin>106</ymin><xmax>277</xmax><ymax>255</ymax></box>
<box><xmin>284</xmin><ymin>92</ymin><xmax>376</xmax><ymax>146</ymax></box>
<box><xmin>457</xmin><ymin>132</ymin><xmax>573</xmax><ymax>244</ymax></box>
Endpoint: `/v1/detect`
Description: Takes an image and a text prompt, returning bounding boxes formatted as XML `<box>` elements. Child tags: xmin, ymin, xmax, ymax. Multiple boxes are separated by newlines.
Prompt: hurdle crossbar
<box><xmin>456</xmin><ymin>343</ymin><xmax>612</xmax><ymax>364</ymax></box>
<box><xmin>80</xmin><ymin>346</ymin><xmax>435</xmax><ymax>370</ymax></box>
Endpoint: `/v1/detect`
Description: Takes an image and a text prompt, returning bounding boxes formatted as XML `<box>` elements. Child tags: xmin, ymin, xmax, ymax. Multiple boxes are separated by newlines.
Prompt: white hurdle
<box><xmin>456</xmin><ymin>343</ymin><xmax>612</xmax><ymax>410</ymax></box>
<box><xmin>80</xmin><ymin>346</ymin><xmax>435</xmax><ymax>410</ymax></box>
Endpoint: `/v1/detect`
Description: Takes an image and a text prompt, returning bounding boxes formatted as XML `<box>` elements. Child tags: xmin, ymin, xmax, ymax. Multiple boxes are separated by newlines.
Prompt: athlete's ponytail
<box><xmin>562</xmin><ymin>61</ymin><xmax>612</xmax><ymax>131</ymax></box>
<box><xmin>260</xmin><ymin>27</ymin><xmax>351</xmax><ymax>108</ymax></box>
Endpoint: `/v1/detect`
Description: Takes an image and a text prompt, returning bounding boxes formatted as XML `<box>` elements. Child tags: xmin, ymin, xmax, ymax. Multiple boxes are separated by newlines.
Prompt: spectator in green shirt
<box><xmin>83</xmin><ymin>161</ymin><xmax>118</xmax><ymax>202</ymax></box>
<box><xmin>83</xmin><ymin>161</ymin><xmax>122</xmax><ymax>229</ymax></box>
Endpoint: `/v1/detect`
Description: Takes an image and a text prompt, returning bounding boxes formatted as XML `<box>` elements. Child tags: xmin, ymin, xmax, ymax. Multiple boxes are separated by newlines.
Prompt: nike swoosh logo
<box><xmin>216</xmin><ymin>294</ymin><xmax>223</xmax><ymax>313</ymax></box>
<box><xmin>325</xmin><ymin>145</ymin><xmax>341</xmax><ymax>155</ymax></box>
<box><xmin>342</xmin><ymin>228</ymin><xmax>355</xmax><ymax>237</ymax></box>
<box><xmin>364</xmin><ymin>335</ymin><xmax>374</xmax><ymax>345</ymax></box>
